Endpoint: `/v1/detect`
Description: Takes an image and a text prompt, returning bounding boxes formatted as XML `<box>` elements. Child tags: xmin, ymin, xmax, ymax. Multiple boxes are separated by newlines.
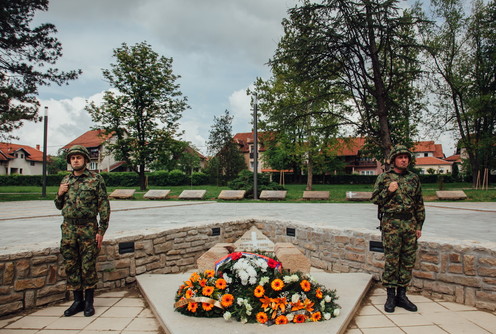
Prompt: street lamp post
<box><xmin>42</xmin><ymin>106</ymin><xmax>48</xmax><ymax>197</ymax></box>
<box><xmin>253</xmin><ymin>95</ymin><xmax>258</xmax><ymax>200</ymax></box>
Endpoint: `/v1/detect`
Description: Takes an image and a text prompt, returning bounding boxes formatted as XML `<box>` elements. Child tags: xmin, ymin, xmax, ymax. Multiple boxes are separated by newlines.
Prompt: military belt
<box><xmin>65</xmin><ymin>217</ymin><xmax>97</xmax><ymax>225</ymax></box>
<box><xmin>384</xmin><ymin>213</ymin><xmax>413</xmax><ymax>220</ymax></box>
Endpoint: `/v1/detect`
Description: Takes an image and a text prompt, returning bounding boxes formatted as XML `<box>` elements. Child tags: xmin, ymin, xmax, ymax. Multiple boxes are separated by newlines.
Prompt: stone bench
<box><xmin>436</xmin><ymin>190</ymin><xmax>467</xmax><ymax>200</ymax></box>
<box><xmin>259</xmin><ymin>190</ymin><xmax>287</xmax><ymax>200</ymax></box>
<box><xmin>302</xmin><ymin>191</ymin><xmax>330</xmax><ymax>200</ymax></box>
<box><xmin>108</xmin><ymin>189</ymin><xmax>135</xmax><ymax>199</ymax></box>
<box><xmin>178</xmin><ymin>190</ymin><xmax>206</xmax><ymax>200</ymax></box>
<box><xmin>274</xmin><ymin>242</ymin><xmax>311</xmax><ymax>274</ymax></box>
<box><xmin>346</xmin><ymin>191</ymin><xmax>372</xmax><ymax>201</ymax></box>
<box><xmin>218</xmin><ymin>190</ymin><xmax>246</xmax><ymax>200</ymax></box>
<box><xmin>143</xmin><ymin>190</ymin><xmax>170</xmax><ymax>200</ymax></box>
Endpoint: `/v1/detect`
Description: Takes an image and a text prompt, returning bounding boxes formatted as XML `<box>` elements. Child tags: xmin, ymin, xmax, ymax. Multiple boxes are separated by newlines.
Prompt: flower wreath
<box><xmin>174</xmin><ymin>251</ymin><xmax>340</xmax><ymax>325</ymax></box>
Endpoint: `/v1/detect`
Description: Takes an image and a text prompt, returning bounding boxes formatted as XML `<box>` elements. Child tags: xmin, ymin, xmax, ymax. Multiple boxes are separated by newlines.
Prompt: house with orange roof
<box><xmin>233</xmin><ymin>132</ymin><xmax>270</xmax><ymax>172</ymax></box>
<box><xmin>0</xmin><ymin>143</ymin><xmax>45</xmax><ymax>175</ymax></box>
<box><xmin>61</xmin><ymin>129</ymin><xmax>127</xmax><ymax>172</ymax></box>
<box><xmin>333</xmin><ymin>138</ymin><xmax>383</xmax><ymax>175</ymax></box>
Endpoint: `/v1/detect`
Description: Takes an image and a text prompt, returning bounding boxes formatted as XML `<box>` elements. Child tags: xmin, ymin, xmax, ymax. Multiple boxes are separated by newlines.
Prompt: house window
<box><xmin>30</xmin><ymin>162</ymin><xmax>35</xmax><ymax>166</ymax></box>
<box><xmin>20</xmin><ymin>153</ymin><xmax>24</xmax><ymax>158</ymax></box>
<box><xmin>424</xmin><ymin>153</ymin><xmax>428</xmax><ymax>157</ymax></box>
<box><xmin>89</xmin><ymin>162</ymin><xmax>98</xmax><ymax>170</ymax></box>
<box><xmin>19</xmin><ymin>168</ymin><xmax>23</xmax><ymax>174</ymax></box>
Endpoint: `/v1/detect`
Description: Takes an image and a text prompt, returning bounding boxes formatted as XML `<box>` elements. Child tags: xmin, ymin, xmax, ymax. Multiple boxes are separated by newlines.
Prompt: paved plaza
<box><xmin>1</xmin><ymin>200</ymin><xmax>496</xmax><ymax>333</ymax></box>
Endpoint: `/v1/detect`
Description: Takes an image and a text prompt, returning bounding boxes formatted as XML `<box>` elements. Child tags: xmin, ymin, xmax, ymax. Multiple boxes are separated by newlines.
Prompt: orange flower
<box><xmin>316</xmin><ymin>288</ymin><xmax>323</xmax><ymax>299</ymax></box>
<box><xmin>300</xmin><ymin>279</ymin><xmax>311</xmax><ymax>292</ymax></box>
<box><xmin>202</xmin><ymin>286</ymin><xmax>214</xmax><ymax>296</ymax></box>
<box><xmin>215</xmin><ymin>278</ymin><xmax>227</xmax><ymax>290</ymax></box>
<box><xmin>293</xmin><ymin>314</ymin><xmax>307</xmax><ymax>323</ymax></box>
<box><xmin>202</xmin><ymin>302</ymin><xmax>214</xmax><ymax>311</ymax></box>
<box><xmin>260</xmin><ymin>295</ymin><xmax>272</xmax><ymax>309</ymax></box>
<box><xmin>185</xmin><ymin>280</ymin><xmax>193</xmax><ymax>288</ymax></box>
<box><xmin>271</xmin><ymin>279</ymin><xmax>284</xmax><ymax>291</ymax></box>
<box><xmin>204</xmin><ymin>270</ymin><xmax>215</xmax><ymax>278</ymax></box>
<box><xmin>275</xmin><ymin>315</ymin><xmax>288</xmax><ymax>325</ymax></box>
<box><xmin>291</xmin><ymin>300</ymin><xmax>305</xmax><ymax>311</ymax></box>
<box><xmin>187</xmin><ymin>302</ymin><xmax>198</xmax><ymax>312</ymax></box>
<box><xmin>254</xmin><ymin>285</ymin><xmax>265</xmax><ymax>298</ymax></box>
<box><xmin>185</xmin><ymin>289</ymin><xmax>194</xmax><ymax>298</ymax></box>
<box><xmin>311</xmin><ymin>311</ymin><xmax>322</xmax><ymax>322</ymax></box>
<box><xmin>221</xmin><ymin>294</ymin><xmax>234</xmax><ymax>308</ymax></box>
<box><xmin>190</xmin><ymin>272</ymin><xmax>200</xmax><ymax>282</ymax></box>
<box><xmin>199</xmin><ymin>279</ymin><xmax>207</xmax><ymax>287</ymax></box>
<box><xmin>256</xmin><ymin>312</ymin><xmax>269</xmax><ymax>324</ymax></box>
<box><xmin>303</xmin><ymin>298</ymin><xmax>315</xmax><ymax>312</ymax></box>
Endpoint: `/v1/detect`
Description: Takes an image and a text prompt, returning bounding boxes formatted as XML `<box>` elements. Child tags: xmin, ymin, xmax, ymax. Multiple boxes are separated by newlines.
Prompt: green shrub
<box><xmin>168</xmin><ymin>169</ymin><xmax>188</xmax><ymax>186</ymax></box>
<box><xmin>191</xmin><ymin>172</ymin><xmax>208</xmax><ymax>185</ymax></box>
<box><xmin>229</xmin><ymin>170</ymin><xmax>285</xmax><ymax>198</ymax></box>
<box><xmin>149</xmin><ymin>171</ymin><xmax>169</xmax><ymax>186</ymax></box>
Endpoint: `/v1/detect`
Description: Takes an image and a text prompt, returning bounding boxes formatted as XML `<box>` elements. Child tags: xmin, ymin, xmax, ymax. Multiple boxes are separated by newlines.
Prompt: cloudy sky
<box><xmin>11</xmin><ymin>0</ymin><xmax>457</xmax><ymax>156</ymax></box>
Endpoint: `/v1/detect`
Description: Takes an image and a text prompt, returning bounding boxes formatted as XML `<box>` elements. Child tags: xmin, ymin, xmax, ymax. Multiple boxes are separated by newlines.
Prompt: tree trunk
<box><xmin>306</xmin><ymin>152</ymin><xmax>313</xmax><ymax>191</ymax></box>
<box><xmin>139</xmin><ymin>164</ymin><xmax>146</xmax><ymax>191</ymax></box>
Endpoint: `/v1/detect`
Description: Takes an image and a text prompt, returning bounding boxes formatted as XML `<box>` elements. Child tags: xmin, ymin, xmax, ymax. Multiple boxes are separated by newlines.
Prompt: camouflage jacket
<box><xmin>371</xmin><ymin>170</ymin><xmax>425</xmax><ymax>230</ymax></box>
<box><xmin>54</xmin><ymin>169</ymin><xmax>110</xmax><ymax>236</ymax></box>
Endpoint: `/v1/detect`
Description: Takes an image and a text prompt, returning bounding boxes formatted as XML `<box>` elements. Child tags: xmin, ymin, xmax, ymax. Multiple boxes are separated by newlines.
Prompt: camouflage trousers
<box><xmin>381</xmin><ymin>218</ymin><xmax>418</xmax><ymax>288</ymax></box>
<box><xmin>60</xmin><ymin>220</ymin><xmax>99</xmax><ymax>291</ymax></box>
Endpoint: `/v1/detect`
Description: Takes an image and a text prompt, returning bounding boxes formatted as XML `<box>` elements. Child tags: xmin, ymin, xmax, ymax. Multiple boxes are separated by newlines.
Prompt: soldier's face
<box><xmin>70</xmin><ymin>154</ymin><xmax>86</xmax><ymax>171</ymax></box>
<box><xmin>394</xmin><ymin>154</ymin><xmax>410</xmax><ymax>170</ymax></box>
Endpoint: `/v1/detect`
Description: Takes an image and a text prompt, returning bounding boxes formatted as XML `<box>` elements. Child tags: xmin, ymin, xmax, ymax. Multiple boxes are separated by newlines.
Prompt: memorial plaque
<box><xmin>346</xmin><ymin>191</ymin><xmax>373</xmax><ymax>201</ymax></box>
<box><xmin>178</xmin><ymin>190</ymin><xmax>206</xmax><ymax>200</ymax></box>
<box><xmin>260</xmin><ymin>190</ymin><xmax>287</xmax><ymax>200</ymax></box>
<box><xmin>302</xmin><ymin>191</ymin><xmax>330</xmax><ymax>200</ymax></box>
<box><xmin>436</xmin><ymin>190</ymin><xmax>467</xmax><ymax>200</ymax></box>
<box><xmin>233</xmin><ymin>226</ymin><xmax>274</xmax><ymax>252</ymax></box>
<box><xmin>218</xmin><ymin>190</ymin><xmax>246</xmax><ymax>200</ymax></box>
<box><xmin>109</xmin><ymin>189</ymin><xmax>135</xmax><ymax>199</ymax></box>
<box><xmin>143</xmin><ymin>189</ymin><xmax>170</xmax><ymax>199</ymax></box>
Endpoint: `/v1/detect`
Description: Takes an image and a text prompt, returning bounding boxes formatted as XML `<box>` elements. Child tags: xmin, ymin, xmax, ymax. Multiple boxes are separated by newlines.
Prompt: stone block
<box><xmin>196</xmin><ymin>244</ymin><xmax>232</xmax><ymax>272</ymax></box>
<box><xmin>143</xmin><ymin>189</ymin><xmax>170</xmax><ymax>199</ymax></box>
<box><xmin>346</xmin><ymin>191</ymin><xmax>373</xmax><ymax>201</ymax></box>
<box><xmin>302</xmin><ymin>191</ymin><xmax>330</xmax><ymax>200</ymax></box>
<box><xmin>218</xmin><ymin>190</ymin><xmax>246</xmax><ymax>200</ymax></box>
<box><xmin>233</xmin><ymin>226</ymin><xmax>274</xmax><ymax>252</ymax></box>
<box><xmin>436</xmin><ymin>190</ymin><xmax>467</xmax><ymax>200</ymax></box>
<box><xmin>178</xmin><ymin>190</ymin><xmax>206</xmax><ymax>200</ymax></box>
<box><xmin>259</xmin><ymin>190</ymin><xmax>287</xmax><ymax>200</ymax></box>
<box><xmin>275</xmin><ymin>243</ymin><xmax>311</xmax><ymax>274</ymax></box>
<box><xmin>109</xmin><ymin>189</ymin><xmax>135</xmax><ymax>199</ymax></box>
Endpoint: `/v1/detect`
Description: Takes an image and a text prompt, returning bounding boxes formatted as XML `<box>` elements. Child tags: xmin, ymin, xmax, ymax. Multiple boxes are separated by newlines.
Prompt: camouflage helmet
<box><xmin>66</xmin><ymin>145</ymin><xmax>91</xmax><ymax>163</ymax></box>
<box><xmin>388</xmin><ymin>145</ymin><xmax>412</xmax><ymax>164</ymax></box>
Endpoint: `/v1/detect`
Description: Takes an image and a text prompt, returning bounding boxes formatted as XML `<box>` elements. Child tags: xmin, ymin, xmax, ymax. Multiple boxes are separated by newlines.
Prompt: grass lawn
<box><xmin>0</xmin><ymin>183</ymin><xmax>495</xmax><ymax>202</ymax></box>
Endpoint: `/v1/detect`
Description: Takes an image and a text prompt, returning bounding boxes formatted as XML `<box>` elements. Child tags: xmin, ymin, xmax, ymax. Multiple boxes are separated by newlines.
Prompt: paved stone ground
<box><xmin>1</xmin><ymin>201</ymin><xmax>495</xmax><ymax>252</ymax></box>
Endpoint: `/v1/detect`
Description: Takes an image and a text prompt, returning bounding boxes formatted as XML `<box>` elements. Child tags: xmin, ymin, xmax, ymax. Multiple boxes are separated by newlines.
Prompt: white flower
<box><xmin>325</xmin><ymin>295</ymin><xmax>332</xmax><ymax>303</ymax></box>
<box><xmin>324</xmin><ymin>312</ymin><xmax>331</xmax><ymax>320</ymax></box>
<box><xmin>223</xmin><ymin>311</ymin><xmax>232</xmax><ymax>321</ymax></box>
<box><xmin>241</xmin><ymin>317</ymin><xmax>248</xmax><ymax>324</ymax></box>
<box><xmin>291</xmin><ymin>293</ymin><xmax>300</xmax><ymax>304</ymax></box>
<box><xmin>249</xmin><ymin>276</ymin><xmax>257</xmax><ymax>285</ymax></box>
<box><xmin>286</xmin><ymin>313</ymin><xmax>294</xmax><ymax>321</ymax></box>
<box><xmin>237</xmin><ymin>298</ymin><xmax>245</xmax><ymax>306</ymax></box>
<box><xmin>283</xmin><ymin>275</ymin><xmax>292</xmax><ymax>283</ymax></box>
<box><xmin>259</xmin><ymin>276</ymin><xmax>270</xmax><ymax>286</ymax></box>
<box><xmin>333</xmin><ymin>308</ymin><xmax>341</xmax><ymax>317</ymax></box>
<box><xmin>223</xmin><ymin>274</ymin><xmax>232</xmax><ymax>284</ymax></box>
<box><xmin>320</xmin><ymin>300</ymin><xmax>325</xmax><ymax>309</ymax></box>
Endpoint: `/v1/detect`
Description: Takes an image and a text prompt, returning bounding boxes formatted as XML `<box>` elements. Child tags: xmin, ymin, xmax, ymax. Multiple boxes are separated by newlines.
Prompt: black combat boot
<box><xmin>64</xmin><ymin>290</ymin><xmax>85</xmax><ymax>316</ymax></box>
<box><xmin>384</xmin><ymin>287</ymin><xmax>396</xmax><ymax>313</ymax></box>
<box><xmin>396</xmin><ymin>286</ymin><xmax>418</xmax><ymax>312</ymax></box>
<box><xmin>84</xmin><ymin>289</ymin><xmax>95</xmax><ymax>317</ymax></box>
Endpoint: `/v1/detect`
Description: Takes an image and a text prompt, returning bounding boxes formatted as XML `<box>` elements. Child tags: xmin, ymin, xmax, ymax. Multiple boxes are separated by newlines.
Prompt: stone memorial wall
<box><xmin>1</xmin><ymin>219</ymin><xmax>495</xmax><ymax>317</ymax></box>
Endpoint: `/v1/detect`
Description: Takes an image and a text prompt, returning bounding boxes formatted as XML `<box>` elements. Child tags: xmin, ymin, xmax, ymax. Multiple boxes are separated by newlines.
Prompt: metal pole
<box><xmin>42</xmin><ymin>106</ymin><xmax>48</xmax><ymax>197</ymax></box>
<box><xmin>253</xmin><ymin>95</ymin><xmax>258</xmax><ymax>200</ymax></box>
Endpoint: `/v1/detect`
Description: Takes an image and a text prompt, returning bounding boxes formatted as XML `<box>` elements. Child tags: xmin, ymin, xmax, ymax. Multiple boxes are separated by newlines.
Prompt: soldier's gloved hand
<box><xmin>388</xmin><ymin>181</ymin><xmax>398</xmax><ymax>193</ymax></box>
<box><xmin>96</xmin><ymin>234</ymin><xmax>103</xmax><ymax>249</ymax></box>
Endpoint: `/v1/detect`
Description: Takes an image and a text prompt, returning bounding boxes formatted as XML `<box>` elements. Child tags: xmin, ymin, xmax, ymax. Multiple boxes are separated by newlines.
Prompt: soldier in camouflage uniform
<box><xmin>55</xmin><ymin>145</ymin><xmax>110</xmax><ymax>317</ymax></box>
<box><xmin>371</xmin><ymin>145</ymin><xmax>425</xmax><ymax>313</ymax></box>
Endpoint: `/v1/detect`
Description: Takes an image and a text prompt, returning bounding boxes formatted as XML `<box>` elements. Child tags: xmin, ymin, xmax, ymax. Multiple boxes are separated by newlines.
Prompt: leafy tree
<box><xmin>87</xmin><ymin>42</ymin><xmax>189</xmax><ymax>190</ymax></box>
<box><xmin>270</xmin><ymin>0</ymin><xmax>425</xmax><ymax>163</ymax></box>
<box><xmin>0</xmin><ymin>0</ymin><xmax>81</xmax><ymax>140</ymax></box>
<box><xmin>47</xmin><ymin>149</ymin><xmax>67</xmax><ymax>174</ymax></box>
<box><xmin>419</xmin><ymin>0</ymin><xmax>496</xmax><ymax>185</ymax></box>
<box><xmin>149</xmin><ymin>139</ymin><xmax>202</xmax><ymax>174</ymax></box>
<box><xmin>205</xmin><ymin>110</ymin><xmax>246</xmax><ymax>186</ymax></box>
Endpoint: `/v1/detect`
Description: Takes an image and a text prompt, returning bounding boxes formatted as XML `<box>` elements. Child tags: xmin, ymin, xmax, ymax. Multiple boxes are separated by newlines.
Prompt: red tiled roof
<box><xmin>334</xmin><ymin>138</ymin><xmax>366</xmax><ymax>156</ymax></box>
<box><xmin>233</xmin><ymin>132</ymin><xmax>268</xmax><ymax>153</ymax></box>
<box><xmin>62</xmin><ymin>129</ymin><xmax>113</xmax><ymax>149</ymax></box>
<box><xmin>0</xmin><ymin>142</ymin><xmax>44</xmax><ymax>162</ymax></box>
<box><xmin>445</xmin><ymin>154</ymin><xmax>461</xmax><ymax>162</ymax></box>
<box><xmin>415</xmin><ymin>157</ymin><xmax>452</xmax><ymax>165</ymax></box>
<box><xmin>413</xmin><ymin>141</ymin><xmax>444</xmax><ymax>158</ymax></box>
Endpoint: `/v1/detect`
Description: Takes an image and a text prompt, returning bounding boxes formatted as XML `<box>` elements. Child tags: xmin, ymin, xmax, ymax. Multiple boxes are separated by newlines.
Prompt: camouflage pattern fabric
<box><xmin>55</xmin><ymin>169</ymin><xmax>110</xmax><ymax>290</ymax></box>
<box><xmin>55</xmin><ymin>169</ymin><xmax>110</xmax><ymax>236</ymax></box>
<box><xmin>60</xmin><ymin>220</ymin><xmax>99</xmax><ymax>290</ymax></box>
<box><xmin>371</xmin><ymin>170</ymin><xmax>425</xmax><ymax>288</ymax></box>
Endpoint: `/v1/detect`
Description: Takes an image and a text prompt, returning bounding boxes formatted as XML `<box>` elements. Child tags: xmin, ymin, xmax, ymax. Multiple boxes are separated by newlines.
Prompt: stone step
<box><xmin>137</xmin><ymin>271</ymin><xmax>373</xmax><ymax>334</ymax></box>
